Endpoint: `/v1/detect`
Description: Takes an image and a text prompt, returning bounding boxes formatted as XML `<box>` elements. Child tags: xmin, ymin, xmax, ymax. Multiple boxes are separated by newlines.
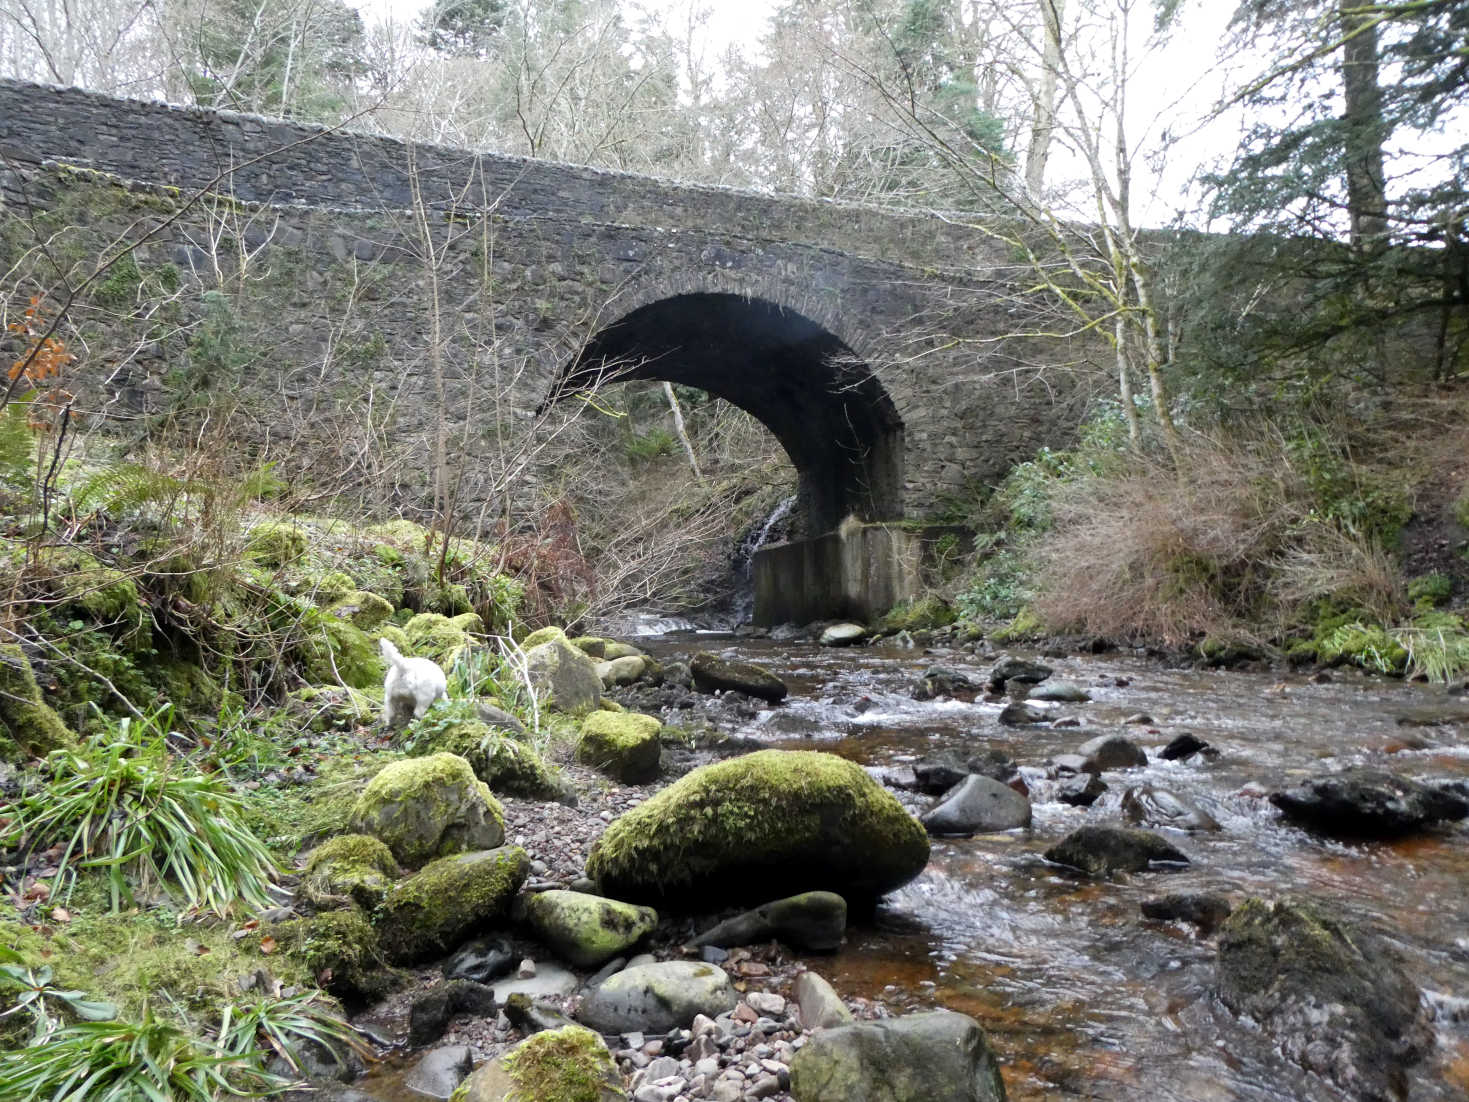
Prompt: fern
<box><xmin>72</xmin><ymin>464</ymin><xmax>191</xmax><ymax>515</ymax></box>
<box><xmin>0</xmin><ymin>396</ymin><xmax>36</xmax><ymax>487</ymax></box>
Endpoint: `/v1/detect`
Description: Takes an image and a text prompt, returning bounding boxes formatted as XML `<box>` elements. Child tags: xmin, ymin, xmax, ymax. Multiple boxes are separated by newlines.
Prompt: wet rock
<box><xmin>503</xmin><ymin>992</ymin><xmax>577</xmax><ymax>1034</ymax></box>
<box><xmin>690</xmin><ymin>653</ymin><xmax>788</xmax><ymax>703</ymax></box>
<box><xmin>921</xmin><ymin>775</ymin><xmax>1032</xmax><ymax>836</ymax></box>
<box><xmin>1217</xmin><ymin>898</ymin><xmax>1430</xmax><ymax>1101</ymax></box>
<box><xmin>374</xmin><ymin>846</ymin><xmax>529</xmax><ymax>964</ymax></box>
<box><xmin>1025</xmin><ymin>679</ymin><xmax>1090</xmax><ymax>703</ymax></box>
<box><xmin>966</xmin><ymin>749</ymin><xmax>1021</xmax><ymax>786</ymax></box>
<box><xmin>989</xmin><ymin>656</ymin><xmax>1053</xmax><ymax>689</ymax></box>
<box><xmin>524</xmin><ymin>635</ymin><xmax>603</xmax><ymax>712</ymax></box>
<box><xmin>1268</xmin><ymin>768</ymin><xmax>1469</xmax><ymax>838</ymax></box>
<box><xmin>348</xmin><ymin>753</ymin><xmax>505</xmax><ymax>868</ymax></box>
<box><xmin>998</xmin><ymin>701</ymin><xmax>1050</xmax><ymax>726</ymax></box>
<box><xmin>576</xmin><ymin>711</ymin><xmax>663</xmax><ymax>784</ymax></box>
<box><xmin>820</xmin><ymin>622</ymin><xmax>868</xmax><ymax>647</ymax></box>
<box><xmin>1123</xmin><ymin>712</ymin><xmax>1155</xmax><ymax>725</ymax></box>
<box><xmin>788</xmin><ymin>1009</ymin><xmax>1006</xmax><ymax>1102</ymax></box>
<box><xmin>490</xmin><ymin>960</ymin><xmax>579</xmax><ymax>1001</ymax></box>
<box><xmin>912</xmin><ymin>666</ymin><xmax>982</xmax><ymax>702</ymax></box>
<box><xmin>1393</xmin><ymin>704</ymin><xmax>1469</xmax><ymax>728</ymax></box>
<box><xmin>1050</xmin><ymin>753</ymin><xmax>1100</xmax><ymax>776</ymax></box>
<box><xmin>1122</xmin><ymin>785</ymin><xmax>1220</xmax><ymax>832</ymax></box>
<box><xmin>409</xmin><ymin>979</ymin><xmax>498</xmax><ymax>1046</ymax></box>
<box><xmin>1044</xmin><ymin>825</ymin><xmax>1189</xmax><ymax>878</ymax></box>
<box><xmin>442</xmin><ymin>937</ymin><xmax>516</xmax><ymax>984</ymax></box>
<box><xmin>1140</xmin><ymin>892</ymin><xmax>1232</xmax><ymax>934</ymax></box>
<box><xmin>1056</xmin><ymin>773</ymin><xmax>1107</xmax><ymax>807</ymax></box>
<box><xmin>691</xmin><ymin>891</ymin><xmax>848</xmax><ymax>952</ymax></box>
<box><xmin>402</xmin><ymin>1046</ymin><xmax>470</xmax><ymax>1099</ymax></box>
<box><xmin>585</xmin><ymin>750</ymin><xmax>929</xmax><ymax>908</ymax></box>
<box><xmin>596</xmin><ymin>655</ymin><xmax>649</xmax><ymax>688</ymax></box>
<box><xmin>519</xmin><ymin>890</ymin><xmax>658</xmax><ymax>968</ymax></box>
<box><xmin>456</xmin><ymin>1025</ymin><xmax>623</xmax><ymax>1102</ymax></box>
<box><xmin>577</xmin><ymin>961</ymin><xmax>738</xmax><ymax>1034</ymax></box>
<box><xmin>1160</xmin><ymin>733</ymin><xmax>1214</xmax><ymax>761</ymax></box>
<box><xmin>794</xmin><ymin>970</ymin><xmax>853</xmax><ymax>1030</ymax></box>
<box><xmin>1076</xmin><ymin>733</ymin><xmax>1148</xmax><ymax>770</ymax></box>
<box><xmin>912</xmin><ymin>756</ymin><xmax>968</xmax><ymax>795</ymax></box>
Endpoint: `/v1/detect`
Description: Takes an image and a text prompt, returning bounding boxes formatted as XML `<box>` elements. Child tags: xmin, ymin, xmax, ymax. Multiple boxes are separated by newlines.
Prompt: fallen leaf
<box><xmin>50</xmin><ymin>906</ymin><xmax>71</xmax><ymax>923</ymax></box>
<box><xmin>259</xmin><ymin>935</ymin><xmax>277</xmax><ymax>955</ymax></box>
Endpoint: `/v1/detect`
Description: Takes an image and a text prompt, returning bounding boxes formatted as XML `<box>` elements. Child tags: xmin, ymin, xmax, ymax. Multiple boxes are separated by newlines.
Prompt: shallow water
<box><xmin>646</xmin><ymin>636</ymin><xmax>1469</xmax><ymax>1101</ymax></box>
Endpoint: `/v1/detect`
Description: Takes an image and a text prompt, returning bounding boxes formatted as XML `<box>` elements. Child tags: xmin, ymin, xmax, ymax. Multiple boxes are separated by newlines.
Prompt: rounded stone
<box><xmin>348</xmin><ymin>753</ymin><xmax>505</xmax><ymax>868</ymax></box>
<box><xmin>576</xmin><ymin>961</ymin><xmax>737</xmax><ymax>1034</ymax></box>
<box><xmin>585</xmin><ymin>750</ymin><xmax>928</xmax><ymax>908</ymax></box>
<box><xmin>520</xmin><ymin>890</ymin><xmax>658</xmax><ymax>968</ymax></box>
<box><xmin>374</xmin><ymin>846</ymin><xmax>529</xmax><ymax>964</ymax></box>
<box><xmin>577</xmin><ymin>711</ymin><xmax>662</xmax><ymax>783</ymax></box>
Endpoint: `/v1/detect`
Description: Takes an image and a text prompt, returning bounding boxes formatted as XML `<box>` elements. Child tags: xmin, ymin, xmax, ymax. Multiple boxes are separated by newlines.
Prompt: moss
<box><xmin>267</xmin><ymin>909</ymin><xmax>397</xmax><ymax>1004</ymax></box>
<box><xmin>246</xmin><ymin>520</ymin><xmax>308</xmax><ymax>567</ymax></box>
<box><xmin>570</xmin><ymin>636</ymin><xmax>607</xmax><ymax>659</ymax></box>
<box><xmin>991</xmin><ymin>606</ymin><xmax>1044</xmax><ymax>642</ymax></box>
<box><xmin>414</xmin><ymin>715</ymin><xmax>571</xmax><ymax>802</ymax></box>
<box><xmin>368</xmin><ymin>518</ymin><xmax>436</xmax><ymax>552</ymax></box>
<box><xmin>301</xmin><ymin>834</ymin><xmax>400</xmax><ymax>910</ymax></box>
<box><xmin>0</xmin><ymin>643</ymin><xmax>77</xmax><ymax>758</ymax></box>
<box><xmin>447</xmin><ymin>612</ymin><xmax>485</xmax><ymax>634</ymax></box>
<box><xmin>372</xmin><ymin>846</ymin><xmax>529</xmax><ymax>964</ymax></box>
<box><xmin>431</xmin><ymin>583</ymin><xmax>474</xmax><ymax>616</ymax></box>
<box><xmin>521</xmin><ymin>891</ymin><xmax>657</xmax><ymax>968</ymax></box>
<box><xmin>1407</xmin><ymin>573</ymin><xmax>1453</xmax><ymax>611</ymax></box>
<box><xmin>521</xmin><ymin>626</ymin><xmax>568</xmax><ymax>649</ymax></box>
<box><xmin>330</xmin><ymin>590</ymin><xmax>395</xmax><ymax>631</ymax></box>
<box><xmin>585</xmin><ymin>749</ymin><xmax>929</xmax><ymax>908</ymax></box>
<box><xmin>155</xmin><ymin>658</ymin><xmax>224</xmax><ymax>714</ymax></box>
<box><xmin>299</xmin><ymin>608</ymin><xmax>385</xmax><ymax>690</ymax></box>
<box><xmin>500</xmin><ymin>1025</ymin><xmax>624</xmax><ymax>1102</ymax></box>
<box><xmin>306</xmin><ymin>570</ymin><xmax>357</xmax><ymax>605</ymax></box>
<box><xmin>1317</xmin><ymin>622</ymin><xmax>1409</xmax><ymax>675</ymax></box>
<box><xmin>377</xmin><ymin>624</ymin><xmax>411</xmax><ymax>653</ymax></box>
<box><xmin>349</xmin><ymin>752</ymin><xmax>505</xmax><ymax>867</ymax></box>
<box><xmin>41</xmin><ymin>546</ymin><xmax>143</xmax><ymax>630</ymax></box>
<box><xmin>880</xmin><ymin>595</ymin><xmax>956</xmax><ymax>633</ymax></box>
<box><xmin>600</xmin><ymin>642</ymin><xmax>644</xmax><ymax>661</ymax></box>
<box><xmin>597</xmin><ymin>699</ymin><xmax>625</xmax><ymax>713</ymax></box>
<box><xmin>576</xmin><ymin>711</ymin><xmax>661</xmax><ymax>783</ymax></box>
<box><xmin>404</xmin><ymin>612</ymin><xmax>473</xmax><ymax>664</ymax></box>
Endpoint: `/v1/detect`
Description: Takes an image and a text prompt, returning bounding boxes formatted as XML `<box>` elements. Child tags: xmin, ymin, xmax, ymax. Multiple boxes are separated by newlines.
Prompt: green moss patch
<box><xmin>373</xmin><ymin>846</ymin><xmax>528</xmax><ymax>964</ymax></box>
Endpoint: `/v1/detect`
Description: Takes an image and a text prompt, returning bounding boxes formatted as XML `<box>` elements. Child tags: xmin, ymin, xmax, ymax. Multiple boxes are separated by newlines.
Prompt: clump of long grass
<box><xmin>1</xmin><ymin>705</ymin><xmax>278</xmax><ymax>915</ymax></box>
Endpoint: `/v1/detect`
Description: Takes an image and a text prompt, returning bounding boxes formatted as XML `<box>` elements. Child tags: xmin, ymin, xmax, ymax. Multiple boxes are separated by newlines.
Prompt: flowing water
<box><xmin>641</xmin><ymin>634</ymin><xmax>1469</xmax><ymax>1101</ymax></box>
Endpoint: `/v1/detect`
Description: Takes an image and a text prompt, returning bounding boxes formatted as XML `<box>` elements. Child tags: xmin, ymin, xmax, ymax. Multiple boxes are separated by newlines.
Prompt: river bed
<box><xmin>639</xmin><ymin>634</ymin><xmax>1469</xmax><ymax>1101</ymax></box>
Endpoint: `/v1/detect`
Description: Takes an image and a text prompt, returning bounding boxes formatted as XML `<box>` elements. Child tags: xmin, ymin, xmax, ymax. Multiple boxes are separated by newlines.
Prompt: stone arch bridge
<box><xmin>0</xmin><ymin>79</ymin><xmax>1099</xmax><ymax>621</ymax></box>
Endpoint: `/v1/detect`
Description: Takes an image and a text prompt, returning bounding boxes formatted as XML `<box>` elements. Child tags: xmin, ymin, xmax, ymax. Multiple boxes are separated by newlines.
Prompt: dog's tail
<box><xmin>379</xmin><ymin>637</ymin><xmax>408</xmax><ymax>670</ymax></box>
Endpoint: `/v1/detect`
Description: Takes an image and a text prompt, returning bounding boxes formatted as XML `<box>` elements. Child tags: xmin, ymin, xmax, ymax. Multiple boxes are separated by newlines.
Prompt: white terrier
<box><xmin>379</xmin><ymin>638</ymin><xmax>447</xmax><ymax>729</ymax></box>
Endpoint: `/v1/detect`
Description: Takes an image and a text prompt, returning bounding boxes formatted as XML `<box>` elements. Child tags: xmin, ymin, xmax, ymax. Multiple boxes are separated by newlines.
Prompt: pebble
<box><xmin>516</xmin><ymin>958</ymin><xmax>536</xmax><ymax>978</ymax></box>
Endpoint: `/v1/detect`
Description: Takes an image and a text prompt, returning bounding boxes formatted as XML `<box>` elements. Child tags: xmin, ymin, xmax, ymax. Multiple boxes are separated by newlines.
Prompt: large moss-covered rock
<box><xmin>1216</xmin><ymin>898</ymin><xmax>1430</xmax><ymax>1101</ymax></box>
<box><xmin>414</xmin><ymin>710</ymin><xmax>573</xmax><ymax>804</ymax></box>
<box><xmin>0</xmin><ymin>643</ymin><xmax>76</xmax><ymax>759</ymax></box>
<box><xmin>270</xmin><ymin>909</ymin><xmax>398</xmax><ymax>1003</ymax></box>
<box><xmin>301</xmin><ymin>834</ymin><xmax>399</xmax><ymax>910</ymax></box>
<box><xmin>576</xmin><ymin>711</ymin><xmax>661</xmax><ymax>783</ymax></box>
<box><xmin>374</xmin><ymin>846</ymin><xmax>529</xmax><ymax>964</ymax></box>
<box><xmin>453</xmin><ymin>1025</ymin><xmax>624</xmax><ymax>1102</ymax></box>
<box><xmin>576</xmin><ymin>961</ymin><xmax>737</xmax><ymax>1034</ymax></box>
<box><xmin>404</xmin><ymin>613</ymin><xmax>474</xmax><ymax>665</ymax></box>
<box><xmin>43</xmin><ymin>546</ymin><xmax>143</xmax><ymax>631</ymax></box>
<box><xmin>520</xmin><ymin>890</ymin><xmax>657</xmax><ymax>968</ymax></box>
<box><xmin>521</xmin><ymin>625</ymin><xmax>568</xmax><ymax>649</ymax></box>
<box><xmin>525</xmin><ymin>637</ymin><xmax>602</xmax><ymax>713</ymax></box>
<box><xmin>690</xmin><ymin>652</ymin><xmax>788</xmax><ymax>702</ymax></box>
<box><xmin>246</xmin><ymin>520</ymin><xmax>308</xmax><ymax>566</ymax></box>
<box><xmin>349</xmin><ymin>753</ymin><xmax>505</xmax><ymax>868</ymax></box>
<box><xmin>789</xmin><ymin>1010</ymin><xmax>1006</xmax><ymax>1102</ymax></box>
<box><xmin>299</xmin><ymin>609</ymin><xmax>385</xmax><ymax>690</ymax></box>
<box><xmin>586</xmin><ymin>750</ymin><xmax>929</xmax><ymax>908</ymax></box>
<box><xmin>330</xmin><ymin>590</ymin><xmax>395</xmax><ymax>631</ymax></box>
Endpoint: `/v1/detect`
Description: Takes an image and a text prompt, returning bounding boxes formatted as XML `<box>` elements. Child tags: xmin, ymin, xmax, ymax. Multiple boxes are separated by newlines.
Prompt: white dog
<box><xmin>380</xmin><ymin>638</ymin><xmax>447</xmax><ymax>729</ymax></box>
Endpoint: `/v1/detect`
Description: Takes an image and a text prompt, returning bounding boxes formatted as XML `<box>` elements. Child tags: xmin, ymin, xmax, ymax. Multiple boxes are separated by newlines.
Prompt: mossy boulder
<box><xmin>576</xmin><ymin>711</ymin><xmax>661</xmax><ymax>784</ymax></box>
<box><xmin>880</xmin><ymin>595</ymin><xmax>956</xmax><ymax>634</ymax></box>
<box><xmin>299</xmin><ymin>609</ymin><xmax>385</xmax><ymax>690</ymax></box>
<box><xmin>585</xmin><ymin>750</ymin><xmax>929</xmax><ymax>908</ymax></box>
<box><xmin>570</xmin><ymin>636</ymin><xmax>607</xmax><ymax>659</ymax></box>
<box><xmin>405</xmin><ymin>612</ymin><xmax>474</xmax><ymax>665</ymax></box>
<box><xmin>601</xmin><ymin>642</ymin><xmax>644</xmax><ymax>662</ymax></box>
<box><xmin>453</xmin><ymin>1024</ymin><xmax>624</xmax><ymax>1102</ymax></box>
<box><xmin>520</xmin><ymin>890</ymin><xmax>658</xmax><ymax>968</ymax></box>
<box><xmin>0</xmin><ymin>643</ymin><xmax>76</xmax><ymax>759</ymax></box>
<box><xmin>374</xmin><ymin>845</ymin><xmax>529</xmax><ymax>964</ymax></box>
<box><xmin>1217</xmin><ymin>898</ymin><xmax>1430</xmax><ymax>1101</ymax></box>
<box><xmin>448</xmin><ymin>612</ymin><xmax>485</xmax><ymax>634</ymax></box>
<box><xmin>270</xmin><ymin>909</ymin><xmax>398</xmax><ymax>1003</ymax></box>
<box><xmin>301</xmin><ymin>834</ymin><xmax>400</xmax><ymax>911</ymax></box>
<box><xmin>576</xmin><ymin>960</ymin><xmax>737</xmax><ymax>1034</ymax></box>
<box><xmin>330</xmin><ymin>590</ymin><xmax>395</xmax><ymax>631</ymax></box>
<box><xmin>43</xmin><ymin>546</ymin><xmax>143</xmax><ymax>631</ymax></box>
<box><xmin>690</xmin><ymin>652</ymin><xmax>788</xmax><ymax>702</ymax></box>
<box><xmin>525</xmin><ymin>637</ymin><xmax>602</xmax><ymax>713</ymax></box>
<box><xmin>595</xmin><ymin>655</ymin><xmax>648</xmax><ymax>688</ymax></box>
<box><xmin>521</xmin><ymin>626</ymin><xmax>568</xmax><ymax>649</ymax></box>
<box><xmin>417</xmin><ymin>714</ymin><xmax>575</xmax><ymax>804</ymax></box>
<box><xmin>349</xmin><ymin>753</ymin><xmax>505</xmax><ymax>868</ymax></box>
<box><xmin>788</xmin><ymin>1010</ymin><xmax>1006</xmax><ymax>1102</ymax></box>
<box><xmin>246</xmin><ymin>520</ymin><xmax>308</xmax><ymax>566</ymax></box>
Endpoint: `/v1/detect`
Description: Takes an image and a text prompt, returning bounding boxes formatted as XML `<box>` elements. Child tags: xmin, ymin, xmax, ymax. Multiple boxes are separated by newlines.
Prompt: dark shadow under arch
<box><xmin>547</xmin><ymin>293</ymin><xmax>904</xmax><ymax>536</ymax></box>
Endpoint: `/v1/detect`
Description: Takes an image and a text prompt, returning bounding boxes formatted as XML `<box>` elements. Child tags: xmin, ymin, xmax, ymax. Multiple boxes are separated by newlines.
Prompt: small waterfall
<box><xmin>731</xmin><ymin>494</ymin><xmax>797</xmax><ymax>624</ymax></box>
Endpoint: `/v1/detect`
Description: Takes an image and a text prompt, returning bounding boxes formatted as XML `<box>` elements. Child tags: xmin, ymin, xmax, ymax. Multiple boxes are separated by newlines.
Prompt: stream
<box><xmin>636</xmin><ymin>633</ymin><xmax>1469</xmax><ymax>1101</ymax></box>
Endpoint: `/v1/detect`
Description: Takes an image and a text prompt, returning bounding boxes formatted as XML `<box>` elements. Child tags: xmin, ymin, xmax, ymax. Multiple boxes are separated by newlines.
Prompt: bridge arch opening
<box><xmin>549</xmin><ymin>293</ymin><xmax>903</xmax><ymax>536</ymax></box>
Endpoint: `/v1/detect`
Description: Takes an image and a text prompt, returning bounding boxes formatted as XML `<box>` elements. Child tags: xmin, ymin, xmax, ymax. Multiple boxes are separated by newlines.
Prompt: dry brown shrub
<box><xmin>1032</xmin><ymin>433</ymin><xmax>1310</xmax><ymax>644</ymax></box>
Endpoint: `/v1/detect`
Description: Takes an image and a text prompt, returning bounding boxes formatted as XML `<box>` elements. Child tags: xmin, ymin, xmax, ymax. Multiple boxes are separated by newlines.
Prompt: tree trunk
<box><xmin>662</xmin><ymin>381</ymin><xmax>702</xmax><ymax>482</ymax></box>
<box><xmin>1024</xmin><ymin>0</ymin><xmax>1064</xmax><ymax>196</ymax></box>
<box><xmin>1339</xmin><ymin>0</ymin><xmax>1388</xmax><ymax>247</ymax></box>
